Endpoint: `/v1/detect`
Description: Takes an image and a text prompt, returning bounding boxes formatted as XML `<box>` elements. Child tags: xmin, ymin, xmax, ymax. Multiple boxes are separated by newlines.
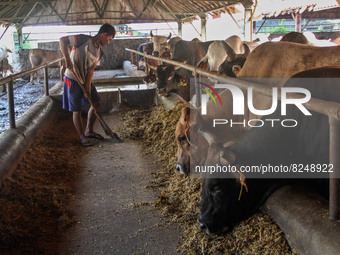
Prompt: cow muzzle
<box><xmin>197</xmin><ymin>218</ymin><xmax>210</xmax><ymax>234</ymax></box>
<box><xmin>198</xmin><ymin>217</ymin><xmax>229</xmax><ymax>235</ymax></box>
<box><xmin>176</xmin><ymin>162</ymin><xmax>188</xmax><ymax>175</ymax></box>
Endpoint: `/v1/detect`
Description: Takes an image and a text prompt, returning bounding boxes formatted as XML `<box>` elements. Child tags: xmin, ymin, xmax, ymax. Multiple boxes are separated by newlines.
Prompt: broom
<box><xmin>70</xmin><ymin>69</ymin><xmax>123</xmax><ymax>142</ymax></box>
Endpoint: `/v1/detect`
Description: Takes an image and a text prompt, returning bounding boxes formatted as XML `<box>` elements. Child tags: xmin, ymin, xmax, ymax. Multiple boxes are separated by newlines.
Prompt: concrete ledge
<box><xmin>263</xmin><ymin>185</ymin><xmax>340</xmax><ymax>255</ymax></box>
<box><xmin>120</xmin><ymin>89</ymin><xmax>156</xmax><ymax>107</ymax></box>
<box><xmin>0</xmin><ymin>95</ymin><xmax>59</xmax><ymax>182</ymax></box>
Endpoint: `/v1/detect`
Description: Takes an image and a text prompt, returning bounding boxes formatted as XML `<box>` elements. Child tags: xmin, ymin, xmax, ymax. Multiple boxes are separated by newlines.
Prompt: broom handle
<box><xmin>69</xmin><ymin>70</ymin><xmax>97</xmax><ymax>110</ymax></box>
<box><xmin>69</xmin><ymin>69</ymin><xmax>110</xmax><ymax>130</ymax></box>
<box><xmin>68</xmin><ymin>69</ymin><xmax>123</xmax><ymax>141</ymax></box>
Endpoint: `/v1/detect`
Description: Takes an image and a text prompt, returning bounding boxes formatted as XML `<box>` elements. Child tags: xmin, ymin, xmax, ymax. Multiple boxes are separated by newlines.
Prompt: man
<box><xmin>60</xmin><ymin>24</ymin><xmax>115</xmax><ymax>147</ymax></box>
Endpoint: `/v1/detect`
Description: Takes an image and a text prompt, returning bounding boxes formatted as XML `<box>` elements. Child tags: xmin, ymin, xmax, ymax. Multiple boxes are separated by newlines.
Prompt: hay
<box><xmin>0</xmin><ymin>120</ymin><xmax>81</xmax><ymax>252</ymax></box>
<box><xmin>120</xmin><ymin>102</ymin><xmax>296</xmax><ymax>254</ymax></box>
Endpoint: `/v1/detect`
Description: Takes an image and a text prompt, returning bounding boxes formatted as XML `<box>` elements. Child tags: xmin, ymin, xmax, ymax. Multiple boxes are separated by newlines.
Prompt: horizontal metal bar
<box><xmin>125</xmin><ymin>48</ymin><xmax>340</xmax><ymax>120</ymax></box>
<box><xmin>0</xmin><ymin>57</ymin><xmax>64</xmax><ymax>86</ymax></box>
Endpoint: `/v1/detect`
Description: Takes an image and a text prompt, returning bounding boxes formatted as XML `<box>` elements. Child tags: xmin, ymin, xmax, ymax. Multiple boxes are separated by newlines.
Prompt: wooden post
<box><xmin>200</xmin><ymin>14</ymin><xmax>207</xmax><ymax>42</ymax></box>
<box><xmin>294</xmin><ymin>13</ymin><xmax>302</xmax><ymax>32</ymax></box>
<box><xmin>243</xmin><ymin>3</ymin><xmax>253</xmax><ymax>41</ymax></box>
<box><xmin>177</xmin><ymin>20</ymin><xmax>182</xmax><ymax>37</ymax></box>
<box><xmin>329</xmin><ymin>117</ymin><xmax>340</xmax><ymax>220</ymax></box>
<box><xmin>44</xmin><ymin>65</ymin><xmax>49</xmax><ymax>96</ymax></box>
<box><xmin>16</xmin><ymin>25</ymin><xmax>24</xmax><ymax>49</ymax></box>
<box><xmin>7</xmin><ymin>78</ymin><xmax>15</xmax><ymax>128</ymax></box>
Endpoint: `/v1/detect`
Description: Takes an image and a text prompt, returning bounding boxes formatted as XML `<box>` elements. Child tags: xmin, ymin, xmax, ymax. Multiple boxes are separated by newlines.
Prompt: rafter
<box><xmin>138</xmin><ymin>0</ymin><xmax>153</xmax><ymax>19</ymax></box>
<box><xmin>19</xmin><ymin>2</ymin><xmax>39</xmax><ymax>27</ymax></box>
<box><xmin>48</xmin><ymin>2</ymin><xmax>65</xmax><ymax>22</ymax></box>
<box><xmin>127</xmin><ymin>0</ymin><xmax>138</xmax><ymax>18</ymax></box>
<box><xmin>91</xmin><ymin>0</ymin><xmax>102</xmax><ymax>17</ymax></box>
<box><xmin>64</xmin><ymin>0</ymin><xmax>74</xmax><ymax>21</ymax></box>
<box><xmin>158</xmin><ymin>0</ymin><xmax>180</xmax><ymax>20</ymax></box>
<box><xmin>100</xmin><ymin>0</ymin><xmax>109</xmax><ymax>18</ymax></box>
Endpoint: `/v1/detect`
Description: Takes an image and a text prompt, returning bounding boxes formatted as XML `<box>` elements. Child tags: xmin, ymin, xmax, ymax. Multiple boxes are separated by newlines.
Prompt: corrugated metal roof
<box><xmin>257</xmin><ymin>0</ymin><xmax>339</xmax><ymax>18</ymax></box>
<box><xmin>0</xmin><ymin>0</ymin><xmax>250</xmax><ymax>27</ymax></box>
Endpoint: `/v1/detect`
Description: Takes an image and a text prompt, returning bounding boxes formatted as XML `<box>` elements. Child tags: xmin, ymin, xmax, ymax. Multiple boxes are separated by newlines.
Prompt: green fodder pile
<box><xmin>0</xmin><ymin>120</ymin><xmax>81</xmax><ymax>253</ymax></box>
<box><xmin>120</xmin><ymin>102</ymin><xmax>295</xmax><ymax>254</ymax></box>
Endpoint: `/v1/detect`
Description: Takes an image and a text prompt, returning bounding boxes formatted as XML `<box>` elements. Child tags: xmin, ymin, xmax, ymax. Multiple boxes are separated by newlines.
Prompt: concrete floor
<box><xmin>55</xmin><ymin>117</ymin><xmax>182</xmax><ymax>255</ymax></box>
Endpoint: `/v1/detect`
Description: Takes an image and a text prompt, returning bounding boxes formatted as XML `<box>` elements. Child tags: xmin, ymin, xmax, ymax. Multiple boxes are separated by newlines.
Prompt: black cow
<box><xmin>197</xmin><ymin>66</ymin><xmax>338</xmax><ymax>234</ymax></box>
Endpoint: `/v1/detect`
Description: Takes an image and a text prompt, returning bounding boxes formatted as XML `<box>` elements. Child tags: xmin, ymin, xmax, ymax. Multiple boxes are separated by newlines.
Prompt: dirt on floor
<box><xmin>0</xmin><ymin>108</ymin><xmax>182</xmax><ymax>254</ymax></box>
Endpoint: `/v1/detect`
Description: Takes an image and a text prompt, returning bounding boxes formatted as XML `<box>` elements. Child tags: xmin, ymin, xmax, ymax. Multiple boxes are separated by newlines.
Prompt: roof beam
<box><xmin>100</xmin><ymin>0</ymin><xmax>109</xmax><ymax>18</ymax></box>
<box><xmin>91</xmin><ymin>0</ymin><xmax>102</xmax><ymax>18</ymax></box>
<box><xmin>64</xmin><ymin>0</ymin><xmax>74</xmax><ymax>21</ymax></box>
<box><xmin>48</xmin><ymin>2</ymin><xmax>65</xmax><ymax>23</ymax></box>
<box><xmin>138</xmin><ymin>0</ymin><xmax>153</xmax><ymax>19</ymax></box>
<box><xmin>126</xmin><ymin>0</ymin><xmax>139</xmax><ymax>18</ymax></box>
<box><xmin>158</xmin><ymin>0</ymin><xmax>180</xmax><ymax>20</ymax></box>
<box><xmin>19</xmin><ymin>2</ymin><xmax>39</xmax><ymax>27</ymax></box>
<box><xmin>0</xmin><ymin>0</ymin><xmax>54</xmax><ymax>5</ymax></box>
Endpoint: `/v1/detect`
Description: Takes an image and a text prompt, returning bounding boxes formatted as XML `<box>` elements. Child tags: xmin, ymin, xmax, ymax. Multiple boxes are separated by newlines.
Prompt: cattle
<box><xmin>154</xmin><ymin>40</ymin><xmax>214</xmax><ymax>101</ymax></box>
<box><xmin>168</xmin><ymin>37</ymin><xmax>182</xmax><ymax>52</ymax></box>
<box><xmin>0</xmin><ymin>47</ymin><xmax>13</xmax><ymax>92</ymax></box>
<box><xmin>197</xmin><ymin>66</ymin><xmax>338</xmax><ymax>234</ymax></box>
<box><xmin>171</xmin><ymin>40</ymin><xmax>214</xmax><ymax>66</ymax></box>
<box><xmin>280</xmin><ymin>31</ymin><xmax>310</xmax><ymax>45</ymax></box>
<box><xmin>197</xmin><ymin>35</ymin><xmax>250</xmax><ymax>77</ymax></box>
<box><xmin>303</xmin><ymin>31</ymin><xmax>336</xmax><ymax>46</ymax></box>
<box><xmin>29</xmin><ymin>49</ymin><xmax>65</xmax><ymax>83</ymax></box>
<box><xmin>218</xmin><ymin>33</ymin><xmax>310</xmax><ymax>77</ymax></box>
<box><xmin>176</xmin><ymin>41</ymin><xmax>340</xmax><ymax>175</ymax></box>
<box><xmin>155</xmin><ymin>64</ymin><xmax>191</xmax><ymax>101</ymax></box>
<box><xmin>137</xmin><ymin>42</ymin><xmax>153</xmax><ymax>70</ymax></box>
<box><xmin>150</xmin><ymin>31</ymin><xmax>171</xmax><ymax>57</ymax></box>
<box><xmin>175</xmin><ymin>107</ymin><xmax>191</xmax><ymax>173</ymax></box>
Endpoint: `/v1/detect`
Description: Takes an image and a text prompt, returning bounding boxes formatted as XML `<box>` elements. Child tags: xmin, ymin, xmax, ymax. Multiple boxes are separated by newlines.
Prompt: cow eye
<box><xmin>211</xmin><ymin>188</ymin><xmax>222</xmax><ymax>197</ymax></box>
<box><xmin>178</xmin><ymin>136</ymin><xmax>187</xmax><ymax>144</ymax></box>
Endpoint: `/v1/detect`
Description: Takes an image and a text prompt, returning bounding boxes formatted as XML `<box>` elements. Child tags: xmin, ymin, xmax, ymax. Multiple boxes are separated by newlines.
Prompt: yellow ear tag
<box><xmin>238</xmin><ymin>173</ymin><xmax>248</xmax><ymax>200</ymax></box>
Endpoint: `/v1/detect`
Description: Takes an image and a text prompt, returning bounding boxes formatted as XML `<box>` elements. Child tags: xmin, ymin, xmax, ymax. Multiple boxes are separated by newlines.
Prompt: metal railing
<box><xmin>0</xmin><ymin>57</ymin><xmax>64</xmax><ymax>129</ymax></box>
<box><xmin>126</xmin><ymin>47</ymin><xmax>340</xmax><ymax>220</ymax></box>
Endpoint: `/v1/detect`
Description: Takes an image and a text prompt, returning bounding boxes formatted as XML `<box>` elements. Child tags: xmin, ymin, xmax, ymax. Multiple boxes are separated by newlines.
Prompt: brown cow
<box><xmin>150</xmin><ymin>30</ymin><xmax>171</xmax><ymax>57</ymax></box>
<box><xmin>0</xmin><ymin>47</ymin><xmax>12</xmax><ymax>92</ymax></box>
<box><xmin>29</xmin><ymin>49</ymin><xmax>65</xmax><ymax>83</ymax></box>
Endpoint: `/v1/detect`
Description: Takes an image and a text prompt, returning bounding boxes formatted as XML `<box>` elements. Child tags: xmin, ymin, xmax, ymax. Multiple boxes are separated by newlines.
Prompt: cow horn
<box><xmin>199</xmin><ymin>129</ymin><xmax>215</xmax><ymax>146</ymax></box>
<box><xmin>223</xmin><ymin>41</ymin><xmax>236</xmax><ymax>61</ymax></box>
<box><xmin>150</xmin><ymin>30</ymin><xmax>153</xmax><ymax>37</ymax></box>
<box><xmin>167</xmin><ymin>32</ymin><xmax>172</xmax><ymax>40</ymax></box>
<box><xmin>243</xmin><ymin>42</ymin><xmax>250</xmax><ymax>57</ymax></box>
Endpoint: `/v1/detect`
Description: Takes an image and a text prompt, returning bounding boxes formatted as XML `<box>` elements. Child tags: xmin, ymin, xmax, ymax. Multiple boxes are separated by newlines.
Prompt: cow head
<box><xmin>150</xmin><ymin>30</ymin><xmax>171</xmax><ymax>57</ymax></box>
<box><xmin>156</xmin><ymin>64</ymin><xmax>175</xmax><ymax>94</ymax></box>
<box><xmin>175</xmin><ymin>107</ymin><xmax>191</xmax><ymax>174</ymax></box>
<box><xmin>196</xmin><ymin>130</ymin><xmax>249</xmax><ymax>234</ymax></box>
<box><xmin>218</xmin><ymin>42</ymin><xmax>250</xmax><ymax>77</ymax></box>
<box><xmin>144</xmin><ymin>43</ymin><xmax>154</xmax><ymax>55</ymax></box>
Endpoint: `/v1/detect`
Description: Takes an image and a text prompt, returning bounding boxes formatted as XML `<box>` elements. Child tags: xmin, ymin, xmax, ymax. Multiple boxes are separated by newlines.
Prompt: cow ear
<box><xmin>220</xmin><ymin>150</ymin><xmax>236</xmax><ymax>165</ymax></box>
<box><xmin>243</xmin><ymin>42</ymin><xmax>250</xmax><ymax>57</ymax></box>
<box><xmin>232</xmin><ymin>65</ymin><xmax>242</xmax><ymax>77</ymax></box>
<box><xmin>180</xmin><ymin>107</ymin><xmax>190</xmax><ymax>125</ymax></box>
<box><xmin>223</xmin><ymin>41</ymin><xmax>236</xmax><ymax>61</ymax></box>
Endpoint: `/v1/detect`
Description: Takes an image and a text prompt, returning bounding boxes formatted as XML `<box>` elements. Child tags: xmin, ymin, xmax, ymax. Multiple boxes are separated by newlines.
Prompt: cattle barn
<box><xmin>1</xmin><ymin>0</ymin><xmax>340</xmax><ymax>254</ymax></box>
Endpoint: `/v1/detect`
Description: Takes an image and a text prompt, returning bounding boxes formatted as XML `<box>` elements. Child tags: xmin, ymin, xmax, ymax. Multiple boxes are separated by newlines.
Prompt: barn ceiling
<box><xmin>0</xmin><ymin>0</ymin><xmax>252</xmax><ymax>28</ymax></box>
